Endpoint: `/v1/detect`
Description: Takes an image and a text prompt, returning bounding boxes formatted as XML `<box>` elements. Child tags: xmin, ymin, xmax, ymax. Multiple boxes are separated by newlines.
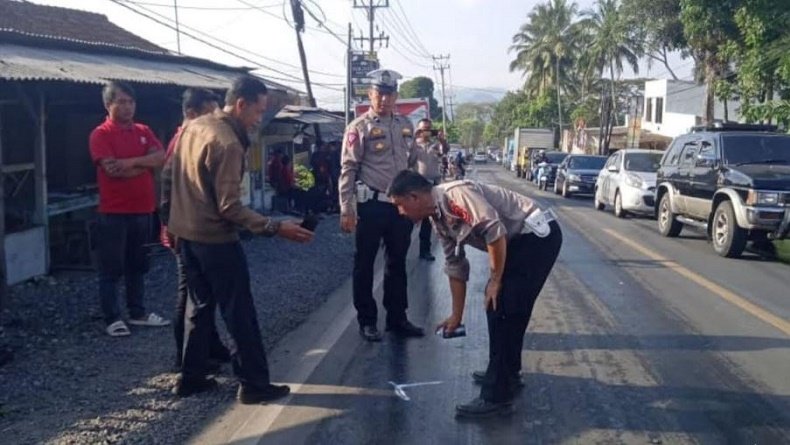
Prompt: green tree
<box><xmin>680</xmin><ymin>0</ymin><xmax>740</xmax><ymax>122</ymax></box>
<box><xmin>622</xmin><ymin>0</ymin><xmax>688</xmax><ymax>80</ymax></box>
<box><xmin>458</xmin><ymin>119</ymin><xmax>486</xmax><ymax>149</ymax></box>
<box><xmin>580</xmin><ymin>0</ymin><xmax>641</xmax><ymax>152</ymax></box>
<box><xmin>398</xmin><ymin>76</ymin><xmax>442</xmax><ymax>121</ymax></box>
<box><xmin>509</xmin><ymin>0</ymin><xmax>581</xmax><ymax>132</ymax></box>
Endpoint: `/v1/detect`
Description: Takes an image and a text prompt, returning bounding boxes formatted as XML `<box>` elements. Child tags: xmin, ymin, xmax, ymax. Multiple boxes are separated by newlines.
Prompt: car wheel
<box><xmin>657</xmin><ymin>194</ymin><xmax>682</xmax><ymax>237</ymax></box>
<box><xmin>614</xmin><ymin>191</ymin><xmax>627</xmax><ymax>218</ymax></box>
<box><xmin>553</xmin><ymin>179</ymin><xmax>560</xmax><ymax>194</ymax></box>
<box><xmin>594</xmin><ymin>188</ymin><xmax>605</xmax><ymax>211</ymax></box>
<box><xmin>711</xmin><ymin>200</ymin><xmax>747</xmax><ymax>258</ymax></box>
<box><xmin>562</xmin><ymin>180</ymin><xmax>571</xmax><ymax>198</ymax></box>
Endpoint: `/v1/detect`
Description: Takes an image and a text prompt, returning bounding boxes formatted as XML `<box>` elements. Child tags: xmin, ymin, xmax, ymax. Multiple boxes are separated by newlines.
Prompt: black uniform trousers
<box><xmin>480</xmin><ymin>221</ymin><xmax>562</xmax><ymax>403</ymax></box>
<box><xmin>180</xmin><ymin>239</ymin><xmax>271</xmax><ymax>389</ymax></box>
<box><xmin>353</xmin><ymin>200</ymin><xmax>414</xmax><ymax>327</ymax></box>
<box><xmin>172</xmin><ymin>250</ymin><xmax>226</xmax><ymax>369</ymax></box>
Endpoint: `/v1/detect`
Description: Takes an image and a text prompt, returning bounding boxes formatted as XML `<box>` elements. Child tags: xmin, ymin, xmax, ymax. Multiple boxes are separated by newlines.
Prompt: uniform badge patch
<box><xmin>370</xmin><ymin>127</ymin><xmax>384</xmax><ymax>137</ymax></box>
<box><xmin>346</xmin><ymin>130</ymin><xmax>359</xmax><ymax>148</ymax></box>
<box><xmin>374</xmin><ymin>142</ymin><xmax>386</xmax><ymax>151</ymax></box>
<box><xmin>402</xmin><ymin>127</ymin><xmax>412</xmax><ymax>137</ymax></box>
<box><xmin>448</xmin><ymin>200</ymin><xmax>472</xmax><ymax>225</ymax></box>
<box><xmin>140</xmin><ymin>136</ymin><xmax>147</xmax><ymax>144</ymax></box>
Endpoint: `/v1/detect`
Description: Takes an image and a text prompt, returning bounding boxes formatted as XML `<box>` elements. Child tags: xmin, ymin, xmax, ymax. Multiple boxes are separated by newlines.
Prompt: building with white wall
<box><xmin>642</xmin><ymin>79</ymin><xmax>741</xmax><ymax>138</ymax></box>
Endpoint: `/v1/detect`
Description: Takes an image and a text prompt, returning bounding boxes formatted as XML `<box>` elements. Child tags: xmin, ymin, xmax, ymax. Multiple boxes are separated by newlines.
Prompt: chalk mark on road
<box><xmin>388</xmin><ymin>381</ymin><xmax>444</xmax><ymax>401</ymax></box>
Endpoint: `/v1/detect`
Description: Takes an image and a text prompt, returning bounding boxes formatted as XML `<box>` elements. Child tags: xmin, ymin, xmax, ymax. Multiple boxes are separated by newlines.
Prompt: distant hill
<box><xmin>453</xmin><ymin>87</ymin><xmax>507</xmax><ymax>104</ymax></box>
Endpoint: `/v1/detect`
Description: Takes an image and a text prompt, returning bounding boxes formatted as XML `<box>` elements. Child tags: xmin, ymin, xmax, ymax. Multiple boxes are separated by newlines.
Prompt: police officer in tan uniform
<box><xmin>413</xmin><ymin>118</ymin><xmax>448</xmax><ymax>261</ymax></box>
<box><xmin>339</xmin><ymin>69</ymin><xmax>424</xmax><ymax>342</ymax></box>
<box><xmin>388</xmin><ymin>170</ymin><xmax>562</xmax><ymax>417</ymax></box>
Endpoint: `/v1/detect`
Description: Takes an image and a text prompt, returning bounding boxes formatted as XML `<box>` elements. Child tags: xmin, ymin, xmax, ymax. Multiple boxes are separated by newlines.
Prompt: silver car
<box><xmin>594</xmin><ymin>149</ymin><xmax>664</xmax><ymax>217</ymax></box>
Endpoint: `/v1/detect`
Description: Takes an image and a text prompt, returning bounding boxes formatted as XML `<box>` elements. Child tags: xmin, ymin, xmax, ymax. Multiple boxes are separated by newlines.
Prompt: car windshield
<box><xmin>624</xmin><ymin>152</ymin><xmax>663</xmax><ymax>172</ymax></box>
<box><xmin>722</xmin><ymin>134</ymin><xmax>790</xmax><ymax>165</ymax></box>
<box><xmin>545</xmin><ymin>152</ymin><xmax>568</xmax><ymax>164</ymax></box>
<box><xmin>568</xmin><ymin>156</ymin><xmax>607</xmax><ymax>170</ymax></box>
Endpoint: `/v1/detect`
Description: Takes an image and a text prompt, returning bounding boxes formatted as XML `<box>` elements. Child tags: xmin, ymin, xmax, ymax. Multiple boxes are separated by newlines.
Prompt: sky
<box><xmin>32</xmin><ymin>0</ymin><xmax>691</xmax><ymax>110</ymax></box>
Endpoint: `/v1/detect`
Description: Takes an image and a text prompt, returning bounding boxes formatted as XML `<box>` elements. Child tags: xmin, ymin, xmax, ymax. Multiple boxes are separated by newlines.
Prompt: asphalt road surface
<box><xmin>192</xmin><ymin>164</ymin><xmax>789</xmax><ymax>445</ymax></box>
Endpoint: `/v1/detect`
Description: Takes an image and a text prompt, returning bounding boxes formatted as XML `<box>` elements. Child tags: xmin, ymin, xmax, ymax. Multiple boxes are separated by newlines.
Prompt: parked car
<box><xmin>655</xmin><ymin>122</ymin><xmax>790</xmax><ymax>258</ymax></box>
<box><xmin>554</xmin><ymin>154</ymin><xmax>607</xmax><ymax>198</ymax></box>
<box><xmin>594</xmin><ymin>149</ymin><xmax>664</xmax><ymax>217</ymax></box>
<box><xmin>473</xmin><ymin>153</ymin><xmax>488</xmax><ymax>163</ymax></box>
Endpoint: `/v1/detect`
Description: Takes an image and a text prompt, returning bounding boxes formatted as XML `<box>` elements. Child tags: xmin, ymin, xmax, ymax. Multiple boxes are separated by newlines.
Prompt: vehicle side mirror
<box><xmin>607</xmin><ymin>165</ymin><xmax>619</xmax><ymax>173</ymax></box>
<box><xmin>695</xmin><ymin>153</ymin><xmax>716</xmax><ymax>168</ymax></box>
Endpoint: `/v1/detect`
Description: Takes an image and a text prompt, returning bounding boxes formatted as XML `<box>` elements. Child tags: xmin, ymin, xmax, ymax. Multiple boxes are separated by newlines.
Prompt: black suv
<box><xmin>655</xmin><ymin>122</ymin><xmax>790</xmax><ymax>258</ymax></box>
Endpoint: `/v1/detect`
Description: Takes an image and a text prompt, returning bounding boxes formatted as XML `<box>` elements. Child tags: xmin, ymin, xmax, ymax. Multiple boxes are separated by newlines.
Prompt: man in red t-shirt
<box><xmin>89</xmin><ymin>81</ymin><xmax>168</xmax><ymax>337</ymax></box>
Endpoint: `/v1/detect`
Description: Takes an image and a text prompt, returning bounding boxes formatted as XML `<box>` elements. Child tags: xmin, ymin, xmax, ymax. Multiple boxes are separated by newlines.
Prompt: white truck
<box><xmin>511</xmin><ymin>128</ymin><xmax>555</xmax><ymax>177</ymax></box>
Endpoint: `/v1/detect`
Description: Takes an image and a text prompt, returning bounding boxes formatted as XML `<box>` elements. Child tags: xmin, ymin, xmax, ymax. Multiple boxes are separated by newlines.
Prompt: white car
<box><xmin>594</xmin><ymin>149</ymin><xmax>664</xmax><ymax>217</ymax></box>
<box><xmin>473</xmin><ymin>153</ymin><xmax>488</xmax><ymax>163</ymax></box>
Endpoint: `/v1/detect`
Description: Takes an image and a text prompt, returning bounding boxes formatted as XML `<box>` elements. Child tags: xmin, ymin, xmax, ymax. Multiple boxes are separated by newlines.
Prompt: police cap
<box><xmin>367</xmin><ymin>69</ymin><xmax>402</xmax><ymax>94</ymax></box>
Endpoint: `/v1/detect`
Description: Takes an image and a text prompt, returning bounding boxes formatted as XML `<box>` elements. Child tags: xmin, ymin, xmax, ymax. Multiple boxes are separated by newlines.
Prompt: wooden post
<box><xmin>34</xmin><ymin>90</ymin><xmax>49</xmax><ymax>272</ymax></box>
<box><xmin>0</xmin><ymin>102</ymin><xmax>7</xmax><ymax>311</ymax></box>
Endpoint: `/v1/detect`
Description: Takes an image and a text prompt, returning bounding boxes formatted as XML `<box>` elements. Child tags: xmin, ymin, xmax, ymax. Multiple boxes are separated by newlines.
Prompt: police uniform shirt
<box><xmin>413</xmin><ymin>140</ymin><xmax>444</xmax><ymax>182</ymax></box>
<box><xmin>339</xmin><ymin>110</ymin><xmax>417</xmax><ymax>215</ymax></box>
<box><xmin>430</xmin><ymin>180</ymin><xmax>540</xmax><ymax>281</ymax></box>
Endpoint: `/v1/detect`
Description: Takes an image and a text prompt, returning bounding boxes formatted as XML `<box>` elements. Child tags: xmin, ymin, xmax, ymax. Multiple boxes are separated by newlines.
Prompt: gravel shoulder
<box><xmin>0</xmin><ymin>215</ymin><xmax>354</xmax><ymax>445</ymax></box>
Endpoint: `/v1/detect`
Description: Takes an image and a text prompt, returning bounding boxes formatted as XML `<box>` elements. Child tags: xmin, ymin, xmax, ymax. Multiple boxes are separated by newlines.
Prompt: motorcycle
<box><xmin>536</xmin><ymin>162</ymin><xmax>550</xmax><ymax>191</ymax></box>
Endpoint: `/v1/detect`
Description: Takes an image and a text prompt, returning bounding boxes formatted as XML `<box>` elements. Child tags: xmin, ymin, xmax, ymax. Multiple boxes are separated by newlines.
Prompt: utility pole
<box><xmin>433</xmin><ymin>55</ymin><xmax>450</xmax><ymax>132</ymax></box>
<box><xmin>346</xmin><ymin>22</ymin><xmax>353</xmax><ymax>124</ymax></box>
<box><xmin>173</xmin><ymin>0</ymin><xmax>181</xmax><ymax>54</ymax></box>
<box><xmin>290</xmin><ymin>0</ymin><xmax>316</xmax><ymax>108</ymax></box>
<box><xmin>352</xmin><ymin>0</ymin><xmax>389</xmax><ymax>53</ymax></box>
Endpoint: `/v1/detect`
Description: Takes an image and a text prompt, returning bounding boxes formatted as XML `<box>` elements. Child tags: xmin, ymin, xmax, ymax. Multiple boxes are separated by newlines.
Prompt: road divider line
<box><xmin>602</xmin><ymin>228</ymin><xmax>790</xmax><ymax>336</ymax></box>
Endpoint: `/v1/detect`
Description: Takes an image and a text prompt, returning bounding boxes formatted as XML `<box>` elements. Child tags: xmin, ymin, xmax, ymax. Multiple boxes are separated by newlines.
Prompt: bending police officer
<box><xmin>339</xmin><ymin>69</ymin><xmax>424</xmax><ymax>342</ymax></box>
<box><xmin>388</xmin><ymin>170</ymin><xmax>562</xmax><ymax>417</ymax></box>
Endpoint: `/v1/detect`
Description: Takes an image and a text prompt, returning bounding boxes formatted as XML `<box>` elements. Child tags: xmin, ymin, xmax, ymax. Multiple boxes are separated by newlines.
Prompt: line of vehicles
<box><xmin>506</xmin><ymin>122</ymin><xmax>790</xmax><ymax>260</ymax></box>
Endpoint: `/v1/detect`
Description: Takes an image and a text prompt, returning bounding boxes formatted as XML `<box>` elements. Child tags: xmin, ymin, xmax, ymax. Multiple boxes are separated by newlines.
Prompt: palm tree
<box><xmin>509</xmin><ymin>0</ymin><xmax>581</xmax><ymax>133</ymax></box>
<box><xmin>579</xmin><ymin>0</ymin><xmax>640</xmax><ymax>153</ymax></box>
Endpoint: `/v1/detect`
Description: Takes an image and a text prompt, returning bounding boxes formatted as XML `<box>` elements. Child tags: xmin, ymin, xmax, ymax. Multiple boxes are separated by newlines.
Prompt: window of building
<box><xmin>655</xmin><ymin>98</ymin><xmax>664</xmax><ymax>124</ymax></box>
<box><xmin>645</xmin><ymin>98</ymin><xmax>653</xmax><ymax>122</ymax></box>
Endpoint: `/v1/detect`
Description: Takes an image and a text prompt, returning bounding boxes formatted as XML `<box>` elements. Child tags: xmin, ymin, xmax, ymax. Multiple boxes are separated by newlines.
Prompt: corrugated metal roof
<box><xmin>0</xmin><ymin>43</ymin><xmax>249</xmax><ymax>89</ymax></box>
<box><xmin>273</xmin><ymin>105</ymin><xmax>345</xmax><ymax>124</ymax></box>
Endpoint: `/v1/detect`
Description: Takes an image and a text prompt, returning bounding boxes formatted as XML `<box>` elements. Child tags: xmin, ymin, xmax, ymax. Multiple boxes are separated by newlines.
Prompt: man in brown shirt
<box><xmin>166</xmin><ymin>76</ymin><xmax>314</xmax><ymax>403</ymax></box>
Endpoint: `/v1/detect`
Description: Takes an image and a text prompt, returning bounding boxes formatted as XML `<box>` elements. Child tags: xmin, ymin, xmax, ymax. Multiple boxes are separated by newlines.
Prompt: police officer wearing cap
<box><xmin>339</xmin><ymin>69</ymin><xmax>425</xmax><ymax>342</ymax></box>
<box><xmin>413</xmin><ymin>118</ymin><xmax>448</xmax><ymax>261</ymax></box>
<box><xmin>388</xmin><ymin>170</ymin><xmax>563</xmax><ymax>417</ymax></box>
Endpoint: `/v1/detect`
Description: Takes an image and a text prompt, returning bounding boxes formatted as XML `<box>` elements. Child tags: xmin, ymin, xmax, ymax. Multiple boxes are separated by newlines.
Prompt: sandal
<box><xmin>106</xmin><ymin>320</ymin><xmax>131</xmax><ymax>337</ymax></box>
<box><xmin>128</xmin><ymin>312</ymin><xmax>171</xmax><ymax>327</ymax></box>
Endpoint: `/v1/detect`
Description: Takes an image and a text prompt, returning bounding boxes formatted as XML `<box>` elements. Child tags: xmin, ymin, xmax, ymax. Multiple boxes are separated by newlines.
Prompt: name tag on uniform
<box><xmin>524</xmin><ymin>208</ymin><xmax>556</xmax><ymax>238</ymax></box>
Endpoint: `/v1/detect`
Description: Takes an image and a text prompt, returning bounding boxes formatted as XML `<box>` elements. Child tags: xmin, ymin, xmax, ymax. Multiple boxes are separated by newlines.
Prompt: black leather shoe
<box><xmin>471</xmin><ymin>370</ymin><xmax>525</xmax><ymax>387</ymax></box>
<box><xmin>386</xmin><ymin>320</ymin><xmax>425</xmax><ymax>337</ymax></box>
<box><xmin>455</xmin><ymin>397</ymin><xmax>514</xmax><ymax>418</ymax></box>
<box><xmin>173</xmin><ymin>376</ymin><xmax>218</xmax><ymax>397</ymax></box>
<box><xmin>359</xmin><ymin>325</ymin><xmax>383</xmax><ymax>342</ymax></box>
<box><xmin>237</xmin><ymin>384</ymin><xmax>290</xmax><ymax>404</ymax></box>
<box><xmin>419</xmin><ymin>251</ymin><xmax>436</xmax><ymax>261</ymax></box>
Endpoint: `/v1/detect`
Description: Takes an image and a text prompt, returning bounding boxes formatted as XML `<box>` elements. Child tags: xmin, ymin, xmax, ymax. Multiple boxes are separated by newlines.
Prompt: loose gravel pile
<box><xmin>0</xmin><ymin>215</ymin><xmax>354</xmax><ymax>444</ymax></box>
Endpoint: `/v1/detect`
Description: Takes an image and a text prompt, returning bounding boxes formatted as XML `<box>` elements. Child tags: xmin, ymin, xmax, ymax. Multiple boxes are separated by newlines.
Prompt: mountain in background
<box><xmin>452</xmin><ymin>87</ymin><xmax>508</xmax><ymax>104</ymax></box>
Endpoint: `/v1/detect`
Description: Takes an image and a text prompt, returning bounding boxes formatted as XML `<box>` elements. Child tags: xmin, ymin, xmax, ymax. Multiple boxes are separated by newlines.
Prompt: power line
<box><xmin>378</xmin><ymin>13</ymin><xmax>430</xmax><ymax>61</ymax></box>
<box><xmin>130</xmin><ymin>0</ymin><xmax>344</xmax><ymax>79</ymax></box>
<box><xmin>299</xmin><ymin>1</ymin><xmax>347</xmax><ymax>46</ymax></box>
<box><xmin>107</xmin><ymin>0</ymin><xmax>344</xmax><ymax>90</ymax></box>
<box><xmin>122</xmin><ymin>0</ymin><xmax>282</xmax><ymax>10</ymax></box>
<box><xmin>392</xmin><ymin>0</ymin><xmax>432</xmax><ymax>57</ymax></box>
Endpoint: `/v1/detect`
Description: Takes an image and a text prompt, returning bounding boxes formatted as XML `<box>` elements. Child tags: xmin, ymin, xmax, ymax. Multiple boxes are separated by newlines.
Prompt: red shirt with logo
<box><xmin>89</xmin><ymin>117</ymin><xmax>163</xmax><ymax>214</ymax></box>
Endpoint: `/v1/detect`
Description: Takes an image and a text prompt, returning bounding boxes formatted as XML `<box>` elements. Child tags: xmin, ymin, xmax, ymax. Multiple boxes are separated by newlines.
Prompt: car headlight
<box><xmin>624</xmin><ymin>173</ymin><xmax>644</xmax><ymax>188</ymax></box>
<box><xmin>746</xmin><ymin>190</ymin><xmax>781</xmax><ymax>206</ymax></box>
<box><xmin>568</xmin><ymin>174</ymin><xmax>581</xmax><ymax>182</ymax></box>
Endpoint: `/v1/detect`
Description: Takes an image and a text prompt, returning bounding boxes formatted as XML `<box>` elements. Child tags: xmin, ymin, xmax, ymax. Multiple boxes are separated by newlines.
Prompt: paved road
<box><xmin>193</xmin><ymin>164</ymin><xmax>790</xmax><ymax>445</ymax></box>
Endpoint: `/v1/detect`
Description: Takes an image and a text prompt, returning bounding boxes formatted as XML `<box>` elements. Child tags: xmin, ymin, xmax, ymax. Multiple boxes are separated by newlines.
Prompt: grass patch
<box><xmin>776</xmin><ymin>240</ymin><xmax>790</xmax><ymax>264</ymax></box>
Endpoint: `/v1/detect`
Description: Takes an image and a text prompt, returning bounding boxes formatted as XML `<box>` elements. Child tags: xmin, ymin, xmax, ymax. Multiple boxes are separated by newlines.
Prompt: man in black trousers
<box><xmin>166</xmin><ymin>76</ymin><xmax>314</xmax><ymax>403</ymax></box>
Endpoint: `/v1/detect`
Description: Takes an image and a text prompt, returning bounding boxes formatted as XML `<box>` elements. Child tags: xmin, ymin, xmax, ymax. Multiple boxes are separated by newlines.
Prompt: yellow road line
<box><xmin>603</xmin><ymin>228</ymin><xmax>790</xmax><ymax>337</ymax></box>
